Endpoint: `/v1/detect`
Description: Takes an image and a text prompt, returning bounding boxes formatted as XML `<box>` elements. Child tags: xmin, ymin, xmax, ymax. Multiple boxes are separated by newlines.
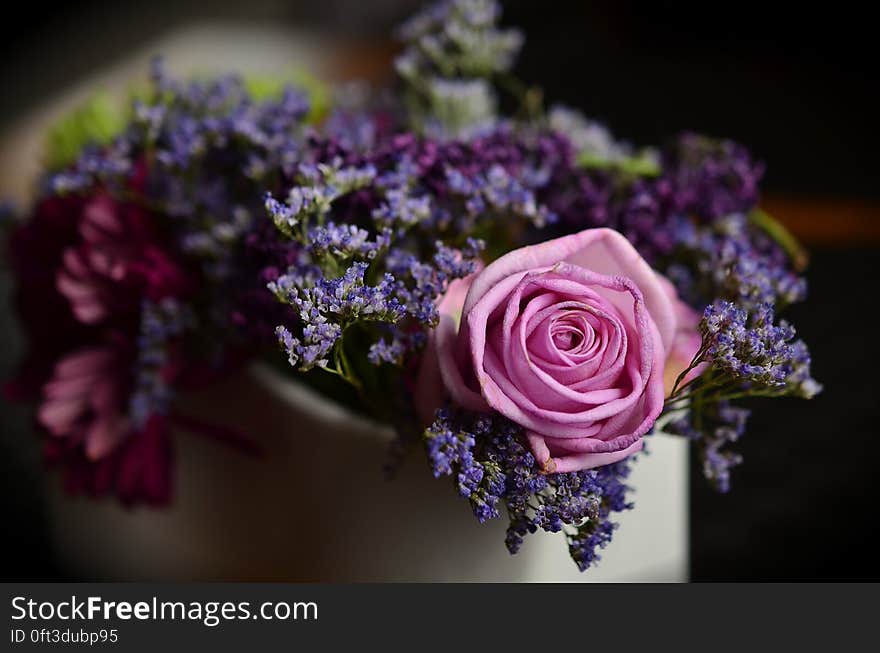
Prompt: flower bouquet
<box><xmin>2</xmin><ymin>0</ymin><xmax>819</xmax><ymax>577</ymax></box>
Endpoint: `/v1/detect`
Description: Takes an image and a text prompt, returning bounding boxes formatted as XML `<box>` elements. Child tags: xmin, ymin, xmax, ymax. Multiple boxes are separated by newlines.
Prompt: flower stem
<box><xmin>749</xmin><ymin>208</ymin><xmax>809</xmax><ymax>272</ymax></box>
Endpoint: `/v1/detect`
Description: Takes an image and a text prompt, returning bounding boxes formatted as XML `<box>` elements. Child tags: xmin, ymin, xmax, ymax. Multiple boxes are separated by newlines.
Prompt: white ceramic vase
<box><xmin>47</xmin><ymin>362</ymin><xmax>688</xmax><ymax>582</ymax></box>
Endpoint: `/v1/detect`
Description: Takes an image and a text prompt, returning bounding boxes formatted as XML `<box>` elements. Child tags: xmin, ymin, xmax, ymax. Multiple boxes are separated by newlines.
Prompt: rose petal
<box><xmin>462</xmin><ymin>228</ymin><xmax>677</xmax><ymax>351</ymax></box>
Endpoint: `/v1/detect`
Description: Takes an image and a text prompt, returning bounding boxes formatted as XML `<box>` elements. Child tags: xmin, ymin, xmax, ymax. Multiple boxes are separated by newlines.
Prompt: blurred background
<box><xmin>1</xmin><ymin>0</ymin><xmax>877</xmax><ymax>581</ymax></box>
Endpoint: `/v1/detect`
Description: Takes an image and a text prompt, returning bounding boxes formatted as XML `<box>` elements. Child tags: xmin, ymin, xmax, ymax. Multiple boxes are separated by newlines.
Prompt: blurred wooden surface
<box><xmin>763</xmin><ymin>195</ymin><xmax>880</xmax><ymax>246</ymax></box>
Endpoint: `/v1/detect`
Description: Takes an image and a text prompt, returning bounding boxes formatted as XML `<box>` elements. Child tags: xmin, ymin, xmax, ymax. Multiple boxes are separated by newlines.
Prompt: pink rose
<box><xmin>418</xmin><ymin>227</ymin><xmax>702</xmax><ymax>473</ymax></box>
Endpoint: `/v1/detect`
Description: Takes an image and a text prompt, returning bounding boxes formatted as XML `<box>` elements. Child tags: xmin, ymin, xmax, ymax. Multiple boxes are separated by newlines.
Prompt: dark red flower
<box><xmin>44</xmin><ymin>413</ymin><xmax>173</xmax><ymax>506</ymax></box>
<box><xmin>5</xmin><ymin>187</ymin><xmax>193</xmax><ymax>506</ymax></box>
<box><xmin>56</xmin><ymin>194</ymin><xmax>192</xmax><ymax>327</ymax></box>
<box><xmin>4</xmin><ymin>195</ymin><xmax>90</xmax><ymax>401</ymax></box>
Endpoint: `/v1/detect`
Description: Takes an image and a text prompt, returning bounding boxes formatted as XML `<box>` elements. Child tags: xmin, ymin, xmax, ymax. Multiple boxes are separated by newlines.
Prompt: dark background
<box><xmin>1</xmin><ymin>0</ymin><xmax>877</xmax><ymax>581</ymax></box>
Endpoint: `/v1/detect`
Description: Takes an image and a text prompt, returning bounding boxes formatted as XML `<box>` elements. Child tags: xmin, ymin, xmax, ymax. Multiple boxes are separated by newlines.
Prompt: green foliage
<box><xmin>243</xmin><ymin>70</ymin><xmax>331</xmax><ymax>124</ymax></box>
<box><xmin>577</xmin><ymin>151</ymin><xmax>661</xmax><ymax>177</ymax></box>
<box><xmin>44</xmin><ymin>93</ymin><xmax>125</xmax><ymax>170</ymax></box>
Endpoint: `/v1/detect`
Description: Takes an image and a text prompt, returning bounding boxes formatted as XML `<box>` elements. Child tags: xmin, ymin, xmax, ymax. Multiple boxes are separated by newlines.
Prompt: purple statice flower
<box><xmin>371</xmin><ymin>188</ymin><xmax>432</xmax><ymax>229</ymax></box>
<box><xmin>385</xmin><ymin>240</ymin><xmax>482</xmax><ymax>327</ymax></box>
<box><xmin>396</xmin><ymin>0</ymin><xmax>523</xmax><ymax>78</ymax></box>
<box><xmin>362</xmin><ymin>126</ymin><xmax>569</xmax><ymax>234</ymax></box>
<box><xmin>275</xmin><ymin>262</ymin><xmax>404</xmax><ymax>323</ymax></box>
<box><xmin>129</xmin><ymin>298</ymin><xmax>194</xmax><ymax>428</ymax></box>
<box><xmin>445</xmin><ymin>163</ymin><xmax>556</xmax><ymax>227</ymax></box>
<box><xmin>385</xmin><ymin>249</ymin><xmax>443</xmax><ymax>325</ymax></box>
<box><xmin>567</xmin><ymin>519</ymin><xmax>617</xmax><ymax>571</ymax></box>
<box><xmin>612</xmin><ymin>177</ymin><xmax>679</xmax><ymax>259</ymax></box>
<box><xmin>48</xmin><ymin>142</ymin><xmax>132</xmax><ymax>194</ymax></box>
<box><xmin>44</xmin><ymin>58</ymin><xmax>323</xmax><ymax>361</ymax></box>
<box><xmin>707</xmin><ymin>217</ymin><xmax>808</xmax><ymax>308</ymax></box>
<box><xmin>666</xmin><ymin>132</ymin><xmax>764</xmax><ymax>220</ymax></box>
<box><xmin>564</xmin><ymin>460</ymin><xmax>633</xmax><ymax>570</ymax></box>
<box><xmin>394</xmin><ymin>0</ymin><xmax>522</xmax><ymax>138</ymax></box>
<box><xmin>374</xmin><ymin>156</ymin><xmax>420</xmax><ymax>190</ymax></box>
<box><xmin>367</xmin><ymin>337</ymin><xmax>406</xmax><ymax>366</ymax></box>
<box><xmin>366</xmin><ymin>325</ymin><xmax>428</xmax><ymax>367</ymax></box>
<box><xmin>155</xmin><ymin>114</ymin><xmax>205</xmax><ymax>170</ymax></box>
<box><xmin>785</xmin><ymin>339</ymin><xmax>823</xmax><ymax>399</ymax></box>
<box><xmin>424</xmin><ymin>409</ymin><xmax>502</xmax><ymax>522</ymax></box>
<box><xmin>424</xmin><ymin>408</ymin><xmax>633</xmax><ymax>569</ymax></box>
<box><xmin>435</xmin><ymin>239</ymin><xmax>484</xmax><ymax>279</ymax></box>
<box><xmin>271</xmin><ymin>262</ymin><xmax>405</xmax><ymax>372</ymax></box>
<box><xmin>700</xmin><ymin>300</ymin><xmax>818</xmax><ymax>393</ymax></box>
<box><xmin>265</xmin><ymin>159</ymin><xmax>378</xmax><ymax>239</ymax></box>
<box><xmin>297</xmin><ymin>159</ymin><xmax>377</xmax><ymax>192</ymax></box>
<box><xmin>323</xmin><ymin>107</ymin><xmax>378</xmax><ymax>154</ymax></box>
<box><xmin>264</xmin><ymin>193</ymin><xmax>300</xmax><ymax>236</ymax></box>
<box><xmin>668</xmin><ymin>402</ymin><xmax>749</xmax><ymax>493</ymax></box>
<box><xmin>275</xmin><ymin>321</ymin><xmax>340</xmax><ymax>370</ymax></box>
<box><xmin>425</xmin><ymin>409</ymin><xmax>475</xmax><ymax>477</ymax></box>
<box><xmin>307</xmin><ymin>222</ymin><xmax>390</xmax><ymax>260</ymax></box>
<box><xmin>703</xmin><ymin>402</ymin><xmax>749</xmax><ymax>493</ymax></box>
<box><xmin>143</xmin><ymin>61</ymin><xmax>310</xmax><ymax>177</ymax></box>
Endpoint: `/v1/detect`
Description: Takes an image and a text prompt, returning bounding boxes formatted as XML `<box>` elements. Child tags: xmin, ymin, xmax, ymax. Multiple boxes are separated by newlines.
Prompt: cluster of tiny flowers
<box><xmin>386</xmin><ymin>240</ymin><xmax>483</xmax><ymax>326</ymax></box>
<box><xmin>49</xmin><ymin>142</ymin><xmax>133</xmax><ymax>194</ymax></box>
<box><xmin>682</xmin><ymin>214</ymin><xmax>807</xmax><ymax>309</ymax></box>
<box><xmin>668</xmin><ymin>402</ymin><xmax>749</xmax><ymax>493</ymax></box>
<box><xmin>265</xmin><ymin>160</ymin><xmax>378</xmax><ymax>238</ymax></box>
<box><xmin>371</xmin><ymin>188</ymin><xmax>432</xmax><ymax>229</ymax></box>
<box><xmin>271</xmin><ymin>263</ymin><xmax>404</xmax><ymax>370</ymax></box>
<box><xmin>395</xmin><ymin>0</ymin><xmax>522</xmax><ymax>138</ymax></box>
<box><xmin>423</xmin><ymin>409</ymin><xmax>504</xmax><ymax>522</ymax></box>
<box><xmin>146</xmin><ymin>58</ymin><xmax>310</xmax><ymax>178</ymax></box>
<box><xmin>367</xmin><ymin>325</ymin><xmax>428</xmax><ymax>367</ymax></box>
<box><xmin>700</xmin><ymin>300</ymin><xmax>819</xmax><ymax>396</ymax></box>
<box><xmin>129</xmin><ymin>298</ymin><xmax>194</xmax><ymax>428</ymax></box>
<box><xmin>367</xmin><ymin>337</ymin><xmax>406</xmax><ymax>366</ymax></box>
<box><xmin>424</xmin><ymin>409</ymin><xmax>633</xmax><ymax>570</ymax></box>
<box><xmin>445</xmin><ymin>164</ymin><xmax>556</xmax><ymax>228</ymax></box>
<box><xmin>307</xmin><ymin>222</ymin><xmax>391</xmax><ymax>260</ymax></box>
<box><xmin>266</xmin><ymin>143</ymin><xmax>488</xmax><ymax>369</ymax></box>
<box><xmin>137</xmin><ymin>60</ymin><xmax>312</xmax><ymax>224</ymax></box>
<box><xmin>567</xmin><ymin>516</ymin><xmax>618</xmax><ymax>571</ymax></box>
<box><xmin>548</xmin><ymin>105</ymin><xmax>660</xmax><ymax>174</ymax></box>
<box><xmin>396</xmin><ymin>0</ymin><xmax>523</xmax><ymax>77</ymax></box>
<box><xmin>668</xmin><ymin>293</ymin><xmax>819</xmax><ymax>492</ymax></box>
<box><xmin>666</xmin><ymin>132</ymin><xmax>764</xmax><ymax>221</ymax></box>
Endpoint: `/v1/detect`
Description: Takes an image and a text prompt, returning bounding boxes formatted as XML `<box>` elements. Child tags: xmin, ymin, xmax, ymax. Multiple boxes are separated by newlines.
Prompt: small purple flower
<box><xmin>424</xmin><ymin>408</ymin><xmax>632</xmax><ymax>566</ymax></box>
